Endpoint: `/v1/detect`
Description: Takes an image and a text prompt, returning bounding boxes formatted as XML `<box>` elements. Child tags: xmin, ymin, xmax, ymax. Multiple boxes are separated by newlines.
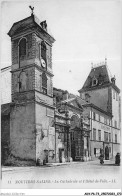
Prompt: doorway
<box><xmin>105</xmin><ymin>146</ymin><xmax>109</xmax><ymax>160</ymax></box>
<box><xmin>44</xmin><ymin>150</ymin><xmax>48</xmax><ymax>163</ymax></box>
<box><xmin>59</xmin><ymin>148</ymin><xmax>64</xmax><ymax>163</ymax></box>
<box><xmin>71</xmin><ymin>142</ymin><xmax>75</xmax><ymax>161</ymax></box>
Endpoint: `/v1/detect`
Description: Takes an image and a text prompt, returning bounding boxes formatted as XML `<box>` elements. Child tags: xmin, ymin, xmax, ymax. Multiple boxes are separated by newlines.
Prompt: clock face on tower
<box><xmin>41</xmin><ymin>58</ymin><xmax>46</xmax><ymax>68</ymax></box>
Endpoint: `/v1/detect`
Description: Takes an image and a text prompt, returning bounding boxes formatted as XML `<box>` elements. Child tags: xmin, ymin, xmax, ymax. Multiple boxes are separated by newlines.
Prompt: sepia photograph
<box><xmin>0</xmin><ymin>0</ymin><xmax>121</xmax><ymax>194</ymax></box>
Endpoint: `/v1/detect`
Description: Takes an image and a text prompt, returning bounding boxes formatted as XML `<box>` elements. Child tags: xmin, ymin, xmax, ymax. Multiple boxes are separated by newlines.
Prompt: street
<box><xmin>1</xmin><ymin>159</ymin><xmax>121</xmax><ymax>189</ymax></box>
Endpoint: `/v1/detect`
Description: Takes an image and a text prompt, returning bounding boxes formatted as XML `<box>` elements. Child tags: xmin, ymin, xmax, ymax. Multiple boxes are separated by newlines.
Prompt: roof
<box><xmin>53</xmin><ymin>87</ymin><xmax>68</xmax><ymax>94</ymax></box>
<box><xmin>61</xmin><ymin>97</ymin><xmax>76</xmax><ymax>104</ymax></box>
<box><xmin>1</xmin><ymin>103</ymin><xmax>11</xmax><ymax>116</ymax></box>
<box><xmin>82</xmin><ymin>103</ymin><xmax>113</xmax><ymax>117</ymax></box>
<box><xmin>60</xmin><ymin>95</ymin><xmax>87</xmax><ymax>111</ymax></box>
<box><xmin>79</xmin><ymin>64</ymin><xmax>111</xmax><ymax>92</ymax></box>
<box><xmin>1</xmin><ymin>66</ymin><xmax>11</xmax><ymax>72</ymax></box>
<box><xmin>8</xmin><ymin>14</ymin><xmax>55</xmax><ymax>43</ymax></box>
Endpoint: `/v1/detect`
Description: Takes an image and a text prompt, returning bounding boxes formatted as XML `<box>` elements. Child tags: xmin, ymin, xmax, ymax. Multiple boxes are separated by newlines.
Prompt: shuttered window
<box><xmin>93</xmin><ymin>128</ymin><xmax>96</xmax><ymax>141</ymax></box>
<box><xmin>41</xmin><ymin>41</ymin><xmax>46</xmax><ymax>61</ymax></box>
<box><xmin>19</xmin><ymin>38</ymin><xmax>26</xmax><ymax>57</ymax></box>
<box><xmin>42</xmin><ymin>72</ymin><xmax>47</xmax><ymax>94</ymax></box>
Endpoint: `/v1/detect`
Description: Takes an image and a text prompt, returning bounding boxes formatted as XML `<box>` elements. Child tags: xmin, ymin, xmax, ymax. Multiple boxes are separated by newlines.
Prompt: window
<box><xmin>42</xmin><ymin>72</ymin><xmax>47</xmax><ymax>94</ymax></box>
<box><xmin>98</xmin><ymin>115</ymin><xmax>101</xmax><ymax>122</ymax></box>
<box><xmin>70</xmin><ymin>132</ymin><xmax>72</xmax><ymax>141</ymax></box>
<box><xmin>93</xmin><ymin>128</ymin><xmax>96</xmax><ymax>141</ymax></box>
<box><xmin>113</xmin><ymin>90</ymin><xmax>115</xmax><ymax>99</ymax></box>
<box><xmin>92</xmin><ymin>77</ymin><xmax>98</xmax><ymax>86</ymax></box>
<box><xmin>94</xmin><ymin>148</ymin><xmax>96</xmax><ymax>156</ymax></box>
<box><xmin>107</xmin><ymin>119</ymin><xmax>109</xmax><ymax>125</ymax></box>
<box><xmin>115</xmin><ymin>134</ymin><xmax>117</xmax><ymax>143</ymax></box>
<box><xmin>93</xmin><ymin>112</ymin><xmax>96</xmax><ymax>120</ymax></box>
<box><xmin>112</xmin><ymin>120</ymin><xmax>113</xmax><ymax>127</ymax></box>
<box><xmin>64</xmin><ymin>133</ymin><xmax>67</xmax><ymax>142</ymax></box>
<box><xmin>76</xmin><ymin>146</ymin><xmax>80</xmax><ymax>156</ymax></box>
<box><xmin>58</xmin><ymin>132</ymin><xmax>62</xmax><ymax>139</ymax></box>
<box><xmin>19</xmin><ymin>38</ymin><xmax>26</xmax><ymax>59</ymax></box>
<box><xmin>109</xmin><ymin>147</ymin><xmax>111</xmax><ymax>153</ymax></box>
<box><xmin>109</xmin><ymin>133</ymin><xmax>111</xmax><ymax>142</ymax></box>
<box><xmin>39</xmin><ymin>43</ymin><xmax>41</xmax><ymax>59</ymax></box>
<box><xmin>41</xmin><ymin>41</ymin><xmax>47</xmax><ymax>62</ymax></box>
<box><xmin>98</xmin><ymin>130</ymin><xmax>101</xmax><ymax>141</ymax></box>
<box><xmin>104</xmin><ymin>132</ymin><xmax>108</xmax><ymax>142</ymax></box>
<box><xmin>114</xmin><ymin>120</ymin><xmax>117</xmax><ymax>128</ymax></box>
<box><xmin>71</xmin><ymin>132</ymin><xmax>75</xmax><ymax>141</ymax></box>
<box><xmin>47</xmin><ymin>45</ymin><xmax>51</xmax><ymax>68</ymax></box>
<box><xmin>98</xmin><ymin>74</ymin><xmax>103</xmax><ymax>85</ymax></box>
<box><xmin>116</xmin><ymin>93</ymin><xmax>118</xmax><ymax>101</ymax></box>
<box><xmin>104</xmin><ymin>118</ymin><xmax>107</xmax><ymax>125</ymax></box>
<box><xmin>96</xmin><ymin>148</ymin><xmax>101</xmax><ymax>157</ymax></box>
<box><xmin>109</xmin><ymin>119</ymin><xmax>111</xmax><ymax>126</ymax></box>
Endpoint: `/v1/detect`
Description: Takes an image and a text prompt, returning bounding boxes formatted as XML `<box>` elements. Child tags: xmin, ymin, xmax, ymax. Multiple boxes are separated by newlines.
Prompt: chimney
<box><xmin>111</xmin><ymin>75</ymin><xmax>116</xmax><ymax>85</ymax></box>
<box><xmin>40</xmin><ymin>20</ymin><xmax>47</xmax><ymax>31</ymax></box>
<box><xmin>85</xmin><ymin>93</ymin><xmax>90</xmax><ymax>103</ymax></box>
<box><xmin>62</xmin><ymin>91</ymin><xmax>69</xmax><ymax>100</ymax></box>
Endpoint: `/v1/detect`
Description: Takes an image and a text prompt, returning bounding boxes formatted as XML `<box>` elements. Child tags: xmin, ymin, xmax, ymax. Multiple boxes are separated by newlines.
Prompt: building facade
<box><xmin>53</xmin><ymin>89</ymin><xmax>91</xmax><ymax>162</ymax></box>
<box><xmin>79</xmin><ymin>64</ymin><xmax>121</xmax><ymax>160</ymax></box>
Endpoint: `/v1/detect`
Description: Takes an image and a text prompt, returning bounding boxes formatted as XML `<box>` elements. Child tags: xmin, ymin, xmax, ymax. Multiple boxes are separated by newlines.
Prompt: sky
<box><xmin>0</xmin><ymin>0</ymin><xmax>121</xmax><ymax>94</ymax></box>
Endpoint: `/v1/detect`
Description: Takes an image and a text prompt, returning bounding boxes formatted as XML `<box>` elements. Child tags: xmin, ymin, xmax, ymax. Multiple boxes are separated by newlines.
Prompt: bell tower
<box><xmin>8</xmin><ymin>8</ymin><xmax>55</xmax><ymax>165</ymax></box>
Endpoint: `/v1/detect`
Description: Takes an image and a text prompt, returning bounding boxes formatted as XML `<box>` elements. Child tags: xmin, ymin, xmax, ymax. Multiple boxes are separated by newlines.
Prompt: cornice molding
<box><xmin>83</xmin><ymin>103</ymin><xmax>113</xmax><ymax>117</ymax></box>
<box><xmin>11</xmin><ymin>63</ymin><xmax>54</xmax><ymax>77</ymax></box>
<box><xmin>79</xmin><ymin>83</ymin><xmax>120</xmax><ymax>94</ymax></box>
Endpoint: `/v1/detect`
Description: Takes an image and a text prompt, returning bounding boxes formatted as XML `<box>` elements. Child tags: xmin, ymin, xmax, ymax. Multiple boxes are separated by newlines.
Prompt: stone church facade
<box><xmin>1</xmin><ymin>12</ymin><xmax>121</xmax><ymax>166</ymax></box>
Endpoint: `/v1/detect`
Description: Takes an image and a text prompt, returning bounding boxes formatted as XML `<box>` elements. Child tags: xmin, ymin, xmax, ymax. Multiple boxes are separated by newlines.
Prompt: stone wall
<box><xmin>1</xmin><ymin>67</ymin><xmax>11</xmax><ymax>104</ymax></box>
<box><xmin>1</xmin><ymin>114</ymin><xmax>10</xmax><ymax>165</ymax></box>
<box><xmin>10</xmin><ymin>102</ymin><xmax>36</xmax><ymax>163</ymax></box>
<box><xmin>35</xmin><ymin>91</ymin><xmax>53</xmax><ymax>106</ymax></box>
<box><xmin>55</xmin><ymin>126</ymin><xmax>70</xmax><ymax>163</ymax></box>
<box><xmin>35</xmin><ymin>103</ymin><xmax>55</xmax><ymax>163</ymax></box>
<box><xmin>112</xmin><ymin>128</ymin><xmax>121</xmax><ymax>144</ymax></box>
<box><xmin>113</xmin><ymin>144</ymin><xmax>120</xmax><ymax>157</ymax></box>
<box><xmin>12</xmin><ymin>67</ymin><xmax>35</xmax><ymax>102</ymax></box>
<box><xmin>81</xmin><ymin>87</ymin><xmax>108</xmax><ymax>112</ymax></box>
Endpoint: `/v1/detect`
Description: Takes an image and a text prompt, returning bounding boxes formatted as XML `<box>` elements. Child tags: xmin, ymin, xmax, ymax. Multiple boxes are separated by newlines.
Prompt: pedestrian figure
<box><xmin>115</xmin><ymin>153</ymin><xmax>120</xmax><ymax>166</ymax></box>
<box><xmin>99</xmin><ymin>150</ymin><xmax>104</xmax><ymax>165</ymax></box>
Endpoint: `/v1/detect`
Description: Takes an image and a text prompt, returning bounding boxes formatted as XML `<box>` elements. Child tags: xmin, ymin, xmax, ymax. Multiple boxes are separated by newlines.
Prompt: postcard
<box><xmin>1</xmin><ymin>0</ymin><xmax>122</xmax><ymax>195</ymax></box>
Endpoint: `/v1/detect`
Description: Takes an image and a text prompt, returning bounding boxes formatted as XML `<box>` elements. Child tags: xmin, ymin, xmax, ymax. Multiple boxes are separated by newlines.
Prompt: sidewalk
<box><xmin>1</xmin><ymin>161</ymin><xmax>80</xmax><ymax>172</ymax></box>
<box><xmin>1</xmin><ymin>159</ymin><xmax>116</xmax><ymax>172</ymax></box>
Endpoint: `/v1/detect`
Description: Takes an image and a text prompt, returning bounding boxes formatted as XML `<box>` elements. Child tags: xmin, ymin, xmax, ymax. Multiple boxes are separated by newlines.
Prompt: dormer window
<box><xmin>98</xmin><ymin>74</ymin><xmax>103</xmax><ymax>85</ymax></box>
<box><xmin>92</xmin><ymin>77</ymin><xmax>98</xmax><ymax>86</ymax></box>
